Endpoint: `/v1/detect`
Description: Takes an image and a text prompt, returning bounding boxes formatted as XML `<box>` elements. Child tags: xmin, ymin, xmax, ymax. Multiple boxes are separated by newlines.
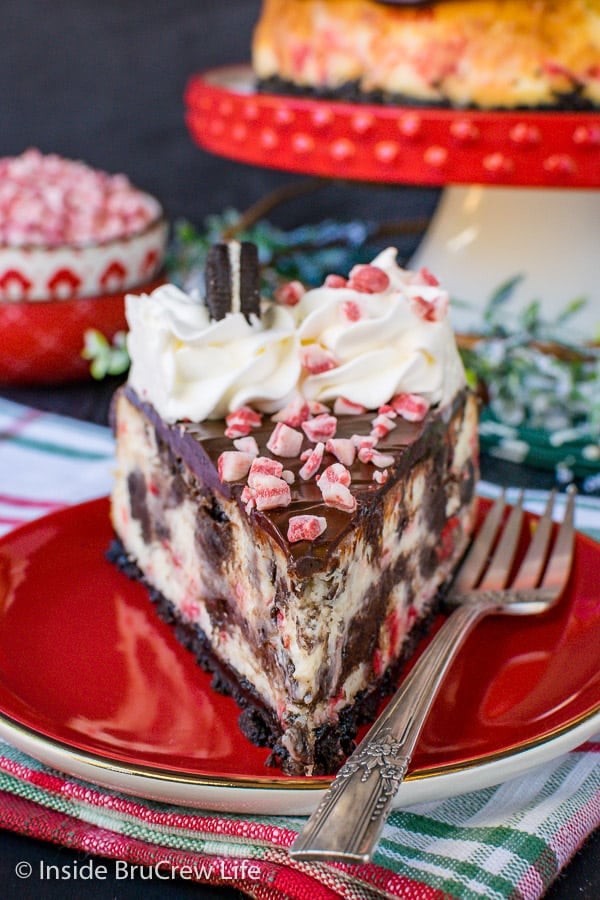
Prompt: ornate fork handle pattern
<box><xmin>291</xmin><ymin>489</ymin><xmax>575</xmax><ymax>864</ymax></box>
<box><xmin>332</xmin><ymin>728</ymin><xmax>410</xmax><ymax>820</ymax></box>
<box><xmin>291</xmin><ymin>600</ymin><xmax>493</xmax><ymax>863</ymax></box>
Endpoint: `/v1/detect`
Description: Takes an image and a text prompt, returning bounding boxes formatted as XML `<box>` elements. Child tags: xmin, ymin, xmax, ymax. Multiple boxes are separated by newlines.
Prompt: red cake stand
<box><xmin>186</xmin><ymin>65</ymin><xmax>600</xmax><ymax>335</ymax></box>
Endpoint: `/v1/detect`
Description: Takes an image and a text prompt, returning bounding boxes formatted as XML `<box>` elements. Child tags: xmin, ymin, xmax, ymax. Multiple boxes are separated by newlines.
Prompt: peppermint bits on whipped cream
<box><xmin>180</xmin><ymin>241</ymin><xmax>470</xmax><ymax>541</ymax></box>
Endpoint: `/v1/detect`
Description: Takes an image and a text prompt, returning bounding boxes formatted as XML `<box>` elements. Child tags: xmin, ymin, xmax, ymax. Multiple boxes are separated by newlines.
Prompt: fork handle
<box><xmin>290</xmin><ymin>599</ymin><xmax>496</xmax><ymax>864</ymax></box>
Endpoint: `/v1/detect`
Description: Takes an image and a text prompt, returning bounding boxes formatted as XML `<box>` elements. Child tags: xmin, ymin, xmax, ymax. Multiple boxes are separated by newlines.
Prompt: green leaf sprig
<box><xmin>459</xmin><ymin>277</ymin><xmax>600</xmax><ymax>439</ymax></box>
<box><xmin>82</xmin><ymin>329</ymin><xmax>130</xmax><ymax>380</ymax></box>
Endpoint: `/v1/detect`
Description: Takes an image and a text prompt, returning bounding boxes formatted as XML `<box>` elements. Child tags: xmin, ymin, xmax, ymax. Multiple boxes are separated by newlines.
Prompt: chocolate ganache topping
<box><xmin>123</xmin><ymin>243</ymin><xmax>470</xmax><ymax>571</ymax></box>
<box><xmin>122</xmin><ymin>384</ymin><xmax>470</xmax><ymax>577</ymax></box>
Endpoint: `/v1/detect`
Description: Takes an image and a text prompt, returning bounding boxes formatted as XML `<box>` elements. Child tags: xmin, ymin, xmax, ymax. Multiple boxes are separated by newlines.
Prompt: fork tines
<box><xmin>452</xmin><ymin>487</ymin><xmax>576</xmax><ymax>597</ymax></box>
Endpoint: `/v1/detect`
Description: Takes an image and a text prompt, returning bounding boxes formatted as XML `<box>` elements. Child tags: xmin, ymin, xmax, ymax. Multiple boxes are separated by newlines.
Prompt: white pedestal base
<box><xmin>410</xmin><ymin>186</ymin><xmax>600</xmax><ymax>339</ymax></box>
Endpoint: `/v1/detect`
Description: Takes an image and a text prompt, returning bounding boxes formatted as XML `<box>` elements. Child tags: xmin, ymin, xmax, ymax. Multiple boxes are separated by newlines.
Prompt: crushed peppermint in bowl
<box><xmin>0</xmin><ymin>149</ymin><xmax>167</xmax><ymax>302</ymax></box>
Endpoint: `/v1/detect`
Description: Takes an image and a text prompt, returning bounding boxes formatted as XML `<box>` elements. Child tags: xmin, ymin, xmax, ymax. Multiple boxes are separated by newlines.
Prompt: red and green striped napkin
<box><xmin>0</xmin><ymin>397</ymin><xmax>599</xmax><ymax>899</ymax></box>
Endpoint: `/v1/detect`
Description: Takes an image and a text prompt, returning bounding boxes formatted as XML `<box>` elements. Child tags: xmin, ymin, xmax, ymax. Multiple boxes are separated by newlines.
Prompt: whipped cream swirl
<box><xmin>125</xmin><ymin>248</ymin><xmax>467</xmax><ymax>423</ymax></box>
<box><xmin>295</xmin><ymin>247</ymin><xmax>466</xmax><ymax>410</ymax></box>
<box><xmin>126</xmin><ymin>285</ymin><xmax>300</xmax><ymax>422</ymax></box>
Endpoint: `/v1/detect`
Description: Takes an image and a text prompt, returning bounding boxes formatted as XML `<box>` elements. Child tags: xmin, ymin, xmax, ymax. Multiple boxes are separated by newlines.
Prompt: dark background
<box><xmin>0</xmin><ymin>1</ymin><xmax>598</xmax><ymax>897</ymax></box>
<box><xmin>0</xmin><ymin>0</ymin><xmax>439</xmax><ymax>236</ymax></box>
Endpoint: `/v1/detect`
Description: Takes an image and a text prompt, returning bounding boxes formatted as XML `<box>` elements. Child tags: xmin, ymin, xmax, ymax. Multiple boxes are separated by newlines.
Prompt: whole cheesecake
<box><xmin>252</xmin><ymin>0</ymin><xmax>600</xmax><ymax>109</ymax></box>
<box><xmin>109</xmin><ymin>243</ymin><xmax>479</xmax><ymax>775</ymax></box>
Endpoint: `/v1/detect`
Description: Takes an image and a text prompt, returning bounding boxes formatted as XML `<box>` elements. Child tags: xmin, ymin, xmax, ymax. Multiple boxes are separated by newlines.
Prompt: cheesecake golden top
<box><xmin>253</xmin><ymin>0</ymin><xmax>600</xmax><ymax>108</ymax></box>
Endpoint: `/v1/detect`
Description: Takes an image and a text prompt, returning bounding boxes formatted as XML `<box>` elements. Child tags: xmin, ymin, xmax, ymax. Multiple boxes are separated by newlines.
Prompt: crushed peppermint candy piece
<box><xmin>351</xmin><ymin>433</ymin><xmax>378</xmax><ymax>450</ymax></box>
<box><xmin>358</xmin><ymin>447</ymin><xmax>395</xmax><ymax>468</ymax></box>
<box><xmin>358</xmin><ymin>446</ymin><xmax>375</xmax><ymax>464</ymax></box>
<box><xmin>333</xmin><ymin>397</ymin><xmax>367</xmax><ymax>416</ymax></box>
<box><xmin>319</xmin><ymin>480</ymin><xmax>356</xmax><ymax>513</ymax></box>
<box><xmin>391</xmin><ymin>393</ymin><xmax>430</xmax><ymax>422</ymax></box>
<box><xmin>240</xmin><ymin>484</ymin><xmax>255</xmax><ymax>511</ymax></box>
<box><xmin>347</xmin><ymin>264</ymin><xmax>390</xmax><ymax>294</ymax></box>
<box><xmin>248</xmin><ymin>456</ymin><xmax>284</xmax><ymax>486</ymax></box>
<box><xmin>371</xmin><ymin>414</ymin><xmax>397</xmax><ymax>436</ymax></box>
<box><xmin>226</xmin><ymin>406</ymin><xmax>262</xmax><ymax>429</ymax></box>
<box><xmin>308</xmin><ymin>400</ymin><xmax>330</xmax><ymax>415</ymax></box>
<box><xmin>225</xmin><ymin>423</ymin><xmax>251</xmax><ymax>438</ymax></box>
<box><xmin>218</xmin><ymin>450</ymin><xmax>254</xmax><ymax>482</ymax></box>
<box><xmin>0</xmin><ymin>148</ymin><xmax>160</xmax><ymax>247</ymax></box>
<box><xmin>340</xmin><ymin>299</ymin><xmax>363</xmax><ymax>322</ymax></box>
<box><xmin>250</xmin><ymin>474</ymin><xmax>292</xmax><ymax>511</ymax></box>
<box><xmin>266</xmin><ymin>422</ymin><xmax>304</xmax><ymax>458</ymax></box>
<box><xmin>275</xmin><ymin>280</ymin><xmax>305</xmax><ymax>306</ymax></box>
<box><xmin>226</xmin><ymin>406</ymin><xmax>262</xmax><ymax>428</ymax></box>
<box><xmin>302</xmin><ymin>414</ymin><xmax>338</xmax><ymax>442</ymax></box>
<box><xmin>300</xmin><ymin>345</ymin><xmax>338</xmax><ymax>375</ymax></box>
<box><xmin>225</xmin><ymin>405</ymin><xmax>263</xmax><ymax>438</ymax></box>
<box><xmin>232</xmin><ymin>435</ymin><xmax>260</xmax><ymax>457</ymax></box>
<box><xmin>281</xmin><ymin>469</ymin><xmax>295</xmax><ymax>484</ymax></box>
<box><xmin>373</xmin><ymin>469</ymin><xmax>389</xmax><ymax>484</ymax></box>
<box><xmin>370</xmin><ymin>425</ymin><xmax>389</xmax><ymax>441</ymax></box>
<box><xmin>324</xmin><ymin>273</ymin><xmax>347</xmax><ymax>288</ymax></box>
<box><xmin>408</xmin><ymin>266</ymin><xmax>439</xmax><ymax>287</ymax></box>
<box><xmin>325</xmin><ymin>438</ymin><xmax>356</xmax><ymax>467</ymax></box>
<box><xmin>298</xmin><ymin>441</ymin><xmax>325</xmax><ymax>480</ymax></box>
<box><xmin>271</xmin><ymin>396</ymin><xmax>311</xmax><ymax>427</ymax></box>
<box><xmin>287</xmin><ymin>515</ymin><xmax>327</xmax><ymax>543</ymax></box>
<box><xmin>409</xmin><ymin>292</ymin><xmax>449</xmax><ymax>323</ymax></box>
<box><xmin>317</xmin><ymin>463</ymin><xmax>351</xmax><ymax>489</ymax></box>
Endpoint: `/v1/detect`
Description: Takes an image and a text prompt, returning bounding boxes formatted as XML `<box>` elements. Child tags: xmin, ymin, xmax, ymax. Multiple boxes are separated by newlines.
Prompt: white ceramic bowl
<box><xmin>0</xmin><ymin>197</ymin><xmax>168</xmax><ymax>303</ymax></box>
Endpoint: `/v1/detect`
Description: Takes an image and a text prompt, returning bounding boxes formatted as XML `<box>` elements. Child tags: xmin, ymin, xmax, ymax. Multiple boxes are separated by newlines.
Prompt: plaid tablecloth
<box><xmin>0</xmin><ymin>395</ymin><xmax>599</xmax><ymax>900</ymax></box>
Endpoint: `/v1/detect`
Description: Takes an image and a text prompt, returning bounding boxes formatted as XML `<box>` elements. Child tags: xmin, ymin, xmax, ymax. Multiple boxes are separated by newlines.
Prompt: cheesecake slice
<box><xmin>109</xmin><ymin>244</ymin><xmax>479</xmax><ymax>775</ymax></box>
<box><xmin>253</xmin><ymin>0</ymin><xmax>600</xmax><ymax>109</ymax></box>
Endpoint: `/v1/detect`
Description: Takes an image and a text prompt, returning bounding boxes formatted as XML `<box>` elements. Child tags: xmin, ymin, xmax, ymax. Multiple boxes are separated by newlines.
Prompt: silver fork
<box><xmin>290</xmin><ymin>487</ymin><xmax>577</xmax><ymax>864</ymax></box>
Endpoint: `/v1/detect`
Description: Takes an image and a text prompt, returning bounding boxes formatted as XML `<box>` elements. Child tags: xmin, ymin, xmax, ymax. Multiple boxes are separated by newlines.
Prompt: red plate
<box><xmin>0</xmin><ymin>496</ymin><xmax>598</xmax><ymax>796</ymax></box>
<box><xmin>0</xmin><ymin>274</ymin><xmax>165</xmax><ymax>386</ymax></box>
<box><xmin>185</xmin><ymin>65</ymin><xmax>600</xmax><ymax>188</ymax></box>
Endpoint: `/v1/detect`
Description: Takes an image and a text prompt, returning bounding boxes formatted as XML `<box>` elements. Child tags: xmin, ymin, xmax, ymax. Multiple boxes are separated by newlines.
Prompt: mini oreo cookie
<box><xmin>239</xmin><ymin>241</ymin><xmax>261</xmax><ymax>320</ymax></box>
<box><xmin>204</xmin><ymin>243</ymin><xmax>232</xmax><ymax>321</ymax></box>
<box><xmin>204</xmin><ymin>241</ymin><xmax>261</xmax><ymax>322</ymax></box>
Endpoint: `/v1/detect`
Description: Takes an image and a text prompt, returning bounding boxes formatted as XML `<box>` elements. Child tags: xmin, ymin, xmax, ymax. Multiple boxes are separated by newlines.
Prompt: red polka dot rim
<box><xmin>185</xmin><ymin>65</ymin><xmax>600</xmax><ymax>189</ymax></box>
